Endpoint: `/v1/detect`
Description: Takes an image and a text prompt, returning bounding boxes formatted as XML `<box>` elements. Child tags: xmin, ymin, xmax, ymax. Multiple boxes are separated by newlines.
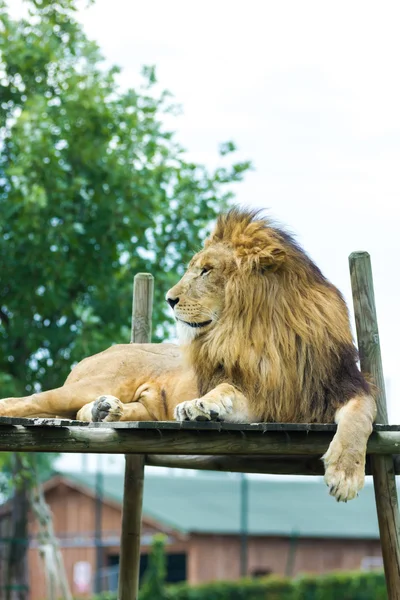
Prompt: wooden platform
<box><xmin>1</xmin><ymin>417</ymin><xmax>399</xmax><ymax>431</ymax></box>
<box><xmin>0</xmin><ymin>417</ymin><xmax>399</xmax><ymax>457</ymax></box>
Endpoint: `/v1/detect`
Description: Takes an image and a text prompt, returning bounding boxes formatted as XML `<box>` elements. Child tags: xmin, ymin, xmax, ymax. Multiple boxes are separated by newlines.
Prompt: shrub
<box><xmin>164</xmin><ymin>571</ymin><xmax>387</xmax><ymax>600</ymax></box>
<box><xmin>91</xmin><ymin>535</ymin><xmax>387</xmax><ymax>600</ymax></box>
<box><xmin>166</xmin><ymin>576</ymin><xmax>294</xmax><ymax>600</ymax></box>
<box><xmin>140</xmin><ymin>534</ymin><xmax>168</xmax><ymax>600</ymax></box>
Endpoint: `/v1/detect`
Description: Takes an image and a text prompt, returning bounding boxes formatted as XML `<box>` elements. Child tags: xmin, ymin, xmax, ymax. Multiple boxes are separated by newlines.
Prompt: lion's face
<box><xmin>166</xmin><ymin>244</ymin><xmax>234</xmax><ymax>343</ymax></box>
<box><xmin>166</xmin><ymin>210</ymin><xmax>290</xmax><ymax>344</ymax></box>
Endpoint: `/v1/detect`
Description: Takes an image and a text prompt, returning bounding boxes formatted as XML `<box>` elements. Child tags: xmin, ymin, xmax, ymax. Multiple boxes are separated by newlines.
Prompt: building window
<box><xmin>251</xmin><ymin>568</ymin><xmax>272</xmax><ymax>578</ymax></box>
<box><xmin>103</xmin><ymin>552</ymin><xmax>187</xmax><ymax>592</ymax></box>
<box><xmin>139</xmin><ymin>553</ymin><xmax>187</xmax><ymax>584</ymax></box>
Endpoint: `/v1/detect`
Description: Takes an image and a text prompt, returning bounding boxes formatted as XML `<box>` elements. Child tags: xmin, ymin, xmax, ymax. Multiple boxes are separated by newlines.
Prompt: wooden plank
<box><xmin>118</xmin><ymin>273</ymin><xmax>153</xmax><ymax>600</ymax></box>
<box><xmin>350</xmin><ymin>251</ymin><xmax>400</xmax><ymax>600</ymax></box>
<box><xmin>1</xmin><ymin>415</ymin><xmax>398</xmax><ymax>432</ymax></box>
<box><xmin>0</xmin><ymin>425</ymin><xmax>398</xmax><ymax>454</ymax></box>
<box><xmin>0</xmin><ymin>416</ymin><xmax>334</xmax><ymax>430</ymax></box>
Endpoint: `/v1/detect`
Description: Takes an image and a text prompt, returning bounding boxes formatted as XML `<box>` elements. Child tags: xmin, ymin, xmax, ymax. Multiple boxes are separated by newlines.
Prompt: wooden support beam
<box><xmin>118</xmin><ymin>454</ymin><xmax>145</xmax><ymax>600</ymax></box>
<box><xmin>350</xmin><ymin>251</ymin><xmax>400</xmax><ymax>600</ymax></box>
<box><xmin>0</xmin><ymin>424</ymin><xmax>398</xmax><ymax>454</ymax></box>
<box><xmin>146</xmin><ymin>453</ymin><xmax>400</xmax><ymax>477</ymax></box>
<box><xmin>146</xmin><ymin>454</ymin><xmax>326</xmax><ymax>475</ymax></box>
<box><xmin>118</xmin><ymin>273</ymin><xmax>153</xmax><ymax>600</ymax></box>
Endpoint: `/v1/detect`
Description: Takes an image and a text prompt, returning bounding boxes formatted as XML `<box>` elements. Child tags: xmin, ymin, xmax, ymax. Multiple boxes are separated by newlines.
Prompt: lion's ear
<box><xmin>258</xmin><ymin>246</ymin><xmax>287</xmax><ymax>272</ymax></box>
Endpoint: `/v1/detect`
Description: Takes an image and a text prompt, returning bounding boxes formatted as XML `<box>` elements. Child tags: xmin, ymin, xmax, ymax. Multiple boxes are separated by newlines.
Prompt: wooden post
<box><xmin>239</xmin><ymin>473</ymin><xmax>248</xmax><ymax>576</ymax></box>
<box><xmin>118</xmin><ymin>273</ymin><xmax>154</xmax><ymax>600</ymax></box>
<box><xmin>350</xmin><ymin>252</ymin><xmax>400</xmax><ymax>600</ymax></box>
<box><xmin>118</xmin><ymin>455</ymin><xmax>145</xmax><ymax>599</ymax></box>
<box><xmin>94</xmin><ymin>456</ymin><xmax>104</xmax><ymax>594</ymax></box>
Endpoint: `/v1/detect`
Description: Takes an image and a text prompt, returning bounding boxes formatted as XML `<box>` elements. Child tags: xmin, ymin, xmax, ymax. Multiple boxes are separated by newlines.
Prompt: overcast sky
<box><xmin>76</xmin><ymin>0</ymin><xmax>400</xmax><ymax>421</ymax></box>
<box><xmin>9</xmin><ymin>1</ymin><xmax>400</xmax><ymax>426</ymax></box>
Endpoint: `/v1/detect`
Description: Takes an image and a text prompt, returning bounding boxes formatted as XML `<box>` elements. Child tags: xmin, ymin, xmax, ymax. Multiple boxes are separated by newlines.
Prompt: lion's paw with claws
<box><xmin>174</xmin><ymin>396</ymin><xmax>233</xmax><ymax>422</ymax></box>
<box><xmin>323</xmin><ymin>442</ymin><xmax>365</xmax><ymax>502</ymax></box>
<box><xmin>77</xmin><ymin>395</ymin><xmax>123</xmax><ymax>423</ymax></box>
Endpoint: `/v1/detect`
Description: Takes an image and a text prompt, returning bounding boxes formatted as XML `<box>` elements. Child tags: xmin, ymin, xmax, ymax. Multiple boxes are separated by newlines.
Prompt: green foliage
<box><xmin>140</xmin><ymin>534</ymin><xmax>168</xmax><ymax>600</ymax></box>
<box><xmin>0</xmin><ymin>451</ymin><xmax>57</xmax><ymax>497</ymax></box>
<box><xmin>0</xmin><ymin>0</ymin><xmax>251</xmax><ymax>398</ymax></box>
<box><xmin>165</xmin><ymin>577</ymin><xmax>294</xmax><ymax>600</ymax></box>
<box><xmin>94</xmin><ymin>569</ymin><xmax>387</xmax><ymax>600</ymax></box>
<box><xmin>295</xmin><ymin>571</ymin><xmax>387</xmax><ymax>600</ymax></box>
<box><xmin>164</xmin><ymin>571</ymin><xmax>387</xmax><ymax>600</ymax></box>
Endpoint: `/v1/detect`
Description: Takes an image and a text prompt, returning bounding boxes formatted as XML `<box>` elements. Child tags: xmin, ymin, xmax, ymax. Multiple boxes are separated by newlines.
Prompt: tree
<box><xmin>0</xmin><ymin>452</ymin><xmax>63</xmax><ymax>600</ymax></box>
<box><xmin>0</xmin><ymin>0</ymin><xmax>251</xmax><ymax>596</ymax></box>
<box><xmin>3</xmin><ymin>455</ymin><xmax>29</xmax><ymax>600</ymax></box>
<box><xmin>0</xmin><ymin>0</ymin><xmax>251</xmax><ymax>398</ymax></box>
<box><xmin>139</xmin><ymin>535</ymin><xmax>167</xmax><ymax>600</ymax></box>
<box><xmin>29</xmin><ymin>456</ymin><xmax>72</xmax><ymax>600</ymax></box>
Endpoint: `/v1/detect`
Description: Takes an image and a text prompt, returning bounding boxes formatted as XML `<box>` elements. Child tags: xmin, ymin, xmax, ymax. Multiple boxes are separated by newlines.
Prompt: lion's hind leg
<box><xmin>77</xmin><ymin>389</ymin><xmax>162</xmax><ymax>423</ymax></box>
<box><xmin>0</xmin><ymin>389</ymin><xmax>79</xmax><ymax>419</ymax></box>
<box><xmin>0</xmin><ymin>381</ymin><xmax>117</xmax><ymax>419</ymax></box>
<box><xmin>323</xmin><ymin>394</ymin><xmax>377</xmax><ymax>502</ymax></box>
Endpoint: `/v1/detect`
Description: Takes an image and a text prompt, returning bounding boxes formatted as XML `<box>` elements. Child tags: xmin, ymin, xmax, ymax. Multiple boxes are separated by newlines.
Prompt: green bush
<box><xmin>166</xmin><ymin>576</ymin><xmax>294</xmax><ymax>600</ymax></box>
<box><xmin>163</xmin><ymin>572</ymin><xmax>386</xmax><ymax>600</ymax></box>
<box><xmin>92</xmin><ymin>537</ymin><xmax>387</xmax><ymax>600</ymax></box>
<box><xmin>93</xmin><ymin>571</ymin><xmax>387</xmax><ymax>600</ymax></box>
<box><xmin>140</xmin><ymin>534</ymin><xmax>168</xmax><ymax>600</ymax></box>
<box><xmin>295</xmin><ymin>571</ymin><xmax>387</xmax><ymax>600</ymax></box>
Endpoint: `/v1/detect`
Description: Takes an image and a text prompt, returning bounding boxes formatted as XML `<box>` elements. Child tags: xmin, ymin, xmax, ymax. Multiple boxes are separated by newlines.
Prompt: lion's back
<box><xmin>64</xmin><ymin>343</ymin><xmax>183</xmax><ymax>385</ymax></box>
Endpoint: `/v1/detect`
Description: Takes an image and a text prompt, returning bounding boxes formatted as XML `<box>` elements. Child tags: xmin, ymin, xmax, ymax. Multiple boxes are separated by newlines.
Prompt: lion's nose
<box><xmin>166</xmin><ymin>296</ymin><xmax>179</xmax><ymax>309</ymax></box>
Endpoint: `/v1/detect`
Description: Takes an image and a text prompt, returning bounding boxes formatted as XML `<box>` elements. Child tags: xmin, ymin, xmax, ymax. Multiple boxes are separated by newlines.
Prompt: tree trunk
<box><xmin>3</xmin><ymin>453</ymin><xmax>72</xmax><ymax>600</ymax></box>
<box><xmin>30</xmin><ymin>458</ymin><xmax>72</xmax><ymax>600</ymax></box>
<box><xmin>5</xmin><ymin>454</ymin><xmax>29</xmax><ymax>600</ymax></box>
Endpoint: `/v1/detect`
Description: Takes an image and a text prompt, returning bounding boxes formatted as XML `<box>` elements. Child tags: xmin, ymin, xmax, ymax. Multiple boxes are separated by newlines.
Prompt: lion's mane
<box><xmin>185</xmin><ymin>209</ymin><xmax>370</xmax><ymax>423</ymax></box>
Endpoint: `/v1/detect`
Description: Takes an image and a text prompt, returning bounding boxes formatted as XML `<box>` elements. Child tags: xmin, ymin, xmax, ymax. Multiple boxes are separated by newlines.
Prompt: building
<box><xmin>0</xmin><ymin>472</ymin><xmax>384</xmax><ymax>599</ymax></box>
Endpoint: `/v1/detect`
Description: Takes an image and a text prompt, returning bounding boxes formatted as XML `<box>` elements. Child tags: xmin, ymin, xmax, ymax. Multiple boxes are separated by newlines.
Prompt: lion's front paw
<box><xmin>323</xmin><ymin>443</ymin><xmax>365</xmax><ymax>502</ymax></box>
<box><xmin>174</xmin><ymin>396</ymin><xmax>233</xmax><ymax>422</ymax></box>
<box><xmin>91</xmin><ymin>395</ymin><xmax>123</xmax><ymax>423</ymax></box>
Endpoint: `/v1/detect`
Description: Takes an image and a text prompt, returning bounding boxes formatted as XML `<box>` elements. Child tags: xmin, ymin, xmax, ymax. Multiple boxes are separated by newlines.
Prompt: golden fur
<box><xmin>169</xmin><ymin>209</ymin><xmax>372</xmax><ymax>424</ymax></box>
<box><xmin>0</xmin><ymin>208</ymin><xmax>376</xmax><ymax>501</ymax></box>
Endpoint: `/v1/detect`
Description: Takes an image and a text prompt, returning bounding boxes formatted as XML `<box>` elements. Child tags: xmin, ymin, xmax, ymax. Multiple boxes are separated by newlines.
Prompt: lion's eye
<box><xmin>200</xmin><ymin>267</ymin><xmax>210</xmax><ymax>276</ymax></box>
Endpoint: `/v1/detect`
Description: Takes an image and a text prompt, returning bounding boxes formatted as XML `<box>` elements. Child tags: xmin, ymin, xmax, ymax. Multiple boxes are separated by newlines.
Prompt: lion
<box><xmin>0</xmin><ymin>208</ymin><xmax>376</xmax><ymax>502</ymax></box>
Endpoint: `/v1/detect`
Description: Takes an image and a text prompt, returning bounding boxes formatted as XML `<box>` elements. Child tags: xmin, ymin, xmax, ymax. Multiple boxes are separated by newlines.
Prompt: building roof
<box><xmin>58</xmin><ymin>470</ymin><xmax>381</xmax><ymax>540</ymax></box>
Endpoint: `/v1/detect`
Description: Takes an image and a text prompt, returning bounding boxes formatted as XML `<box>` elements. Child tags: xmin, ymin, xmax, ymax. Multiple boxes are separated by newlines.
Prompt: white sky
<box><xmin>77</xmin><ymin>0</ymin><xmax>400</xmax><ymax>421</ymax></box>
<box><xmin>9</xmin><ymin>1</ymin><xmax>400</xmax><ymax>428</ymax></box>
